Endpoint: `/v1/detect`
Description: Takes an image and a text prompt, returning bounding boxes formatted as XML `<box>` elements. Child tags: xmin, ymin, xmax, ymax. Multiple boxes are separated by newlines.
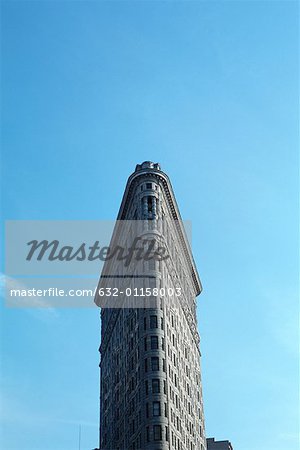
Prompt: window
<box><xmin>150</xmin><ymin>315</ymin><xmax>158</xmax><ymax>329</ymax></box>
<box><xmin>146</xmin><ymin>427</ymin><xmax>150</xmax><ymax>442</ymax></box>
<box><xmin>153</xmin><ymin>425</ymin><xmax>162</xmax><ymax>441</ymax></box>
<box><xmin>151</xmin><ymin>357</ymin><xmax>159</xmax><ymax>371</ymax></box>
<box><xmin>145</xmin><ymin>358</ymin><xmax>148</xmax><ymax>372</ymax></box>
<box><xmin>145</xmin><ymin>380</ymin><xmax>149</xmax><ymax>395</ymax></box>
<box><xmin>161</xmin><ymin>317</ymin><xmax>164</xmax><ymax>330</ymax></box>
<box><xmin>152</xmin><ymin>379</ymin><xmax>160</xmax><ymax>393</ymax></box>
<box><xmin>165</xmin><ymin>426</ymin><xmax>169</xmax><ymax>441</ymax></box>
<box><xmin>153</xmin><ymin>401</ymin><xmax>161</xmax><ymax>416</ymax></box>
<box><xmin>144</xmin><ymin>337</ymin><xmax>148</xmax><ymax>351</ymax></box>
<box><xmin>148</xmin><ymin>196</ymin><xmax>153</xmax><ymax>213</ymax></box>
<box><xmin>146</xmin><ymin>402</ymin><xmax>149</xmax><ymax>418</ymax></box>
<box><xmin>160</xmin><ymin>298</ymin><xmax>163</xmax><ymax>310</ymax></box>
<box><xmin>151</xmin><ymin>336</ymin><xmax>159</xmax><ymax>350</ymax></box>
<box><xmin>146</xmin><ymin>183</ymin><xmax>152</xmax><ymax>189</ymax></box>
<box><xmin>144</xmin><ymin>317</ymin><xmax>147</xmax><ymax>330</ymax></box>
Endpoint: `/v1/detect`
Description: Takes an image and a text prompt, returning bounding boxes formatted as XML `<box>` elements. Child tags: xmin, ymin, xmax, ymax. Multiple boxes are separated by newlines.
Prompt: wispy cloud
<box><xmin>278</xmin><ymin>432</ymin><xmax>299</xmax><ymax>442</ymax></box>
<box><xmin>0</xmin><ymin>273</ymin><xmax>59</xmax><ymax>319</ymax></box>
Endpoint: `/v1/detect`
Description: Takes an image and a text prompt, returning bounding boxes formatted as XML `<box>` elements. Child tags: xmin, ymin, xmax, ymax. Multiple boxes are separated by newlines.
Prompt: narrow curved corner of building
<box><xmin>96</xmin><ymin>161</ymin><xmax>207</xmax><ymax>450</ymax></box>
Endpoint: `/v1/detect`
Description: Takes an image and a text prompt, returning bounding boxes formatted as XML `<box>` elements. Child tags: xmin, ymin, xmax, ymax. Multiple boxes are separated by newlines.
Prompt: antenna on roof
<box><xmin>78</xmin><ymin>424</ymin><xmax>81</xmax><ymax>450</ymax></box>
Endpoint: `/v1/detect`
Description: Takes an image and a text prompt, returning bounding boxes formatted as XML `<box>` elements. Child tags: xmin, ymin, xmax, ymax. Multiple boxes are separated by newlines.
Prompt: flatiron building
<box><xmin>95</xmin><ymin>161</ymin><xmax>206</xmax><ymax>450</ymax></box>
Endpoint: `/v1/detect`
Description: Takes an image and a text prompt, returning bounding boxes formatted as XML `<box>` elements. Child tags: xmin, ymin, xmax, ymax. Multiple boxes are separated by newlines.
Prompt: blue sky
<box><xmin>1</xmin><ymin>1</ymin><xmax>298</xmax><ymax>449</ymax></box>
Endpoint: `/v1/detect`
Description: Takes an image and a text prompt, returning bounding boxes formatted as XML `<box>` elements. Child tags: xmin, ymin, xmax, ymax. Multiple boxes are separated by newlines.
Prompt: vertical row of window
<box><xmin>156</xmin><ymin>306</ymin><xmax>200</xmax><ymax>450</ymax></box>
<box><xmin>141</xmin><ymin>195</ymin><xmax>158</xmax><ymax>219</ymax></box>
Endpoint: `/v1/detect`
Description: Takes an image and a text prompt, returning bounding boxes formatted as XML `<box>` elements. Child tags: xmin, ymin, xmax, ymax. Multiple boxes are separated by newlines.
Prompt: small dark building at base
<box><xmin>207</xmin><ymin>437</ymin><xmax>234</xmax><ymax>450</ymax></box>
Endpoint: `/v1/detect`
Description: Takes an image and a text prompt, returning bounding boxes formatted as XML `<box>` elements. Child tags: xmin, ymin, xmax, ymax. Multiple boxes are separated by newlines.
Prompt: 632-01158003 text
<box><xmin>97</xmin><ymin>287</ymin><xmax>182</xmax><ymax>297</ymax></box>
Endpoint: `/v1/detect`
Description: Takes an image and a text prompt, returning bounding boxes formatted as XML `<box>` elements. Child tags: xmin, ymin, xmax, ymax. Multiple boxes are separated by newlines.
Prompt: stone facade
<box><xmin>95</xmin><ymin>162</ymin><xmax>206</xmax><ymax>450</ymax></box>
